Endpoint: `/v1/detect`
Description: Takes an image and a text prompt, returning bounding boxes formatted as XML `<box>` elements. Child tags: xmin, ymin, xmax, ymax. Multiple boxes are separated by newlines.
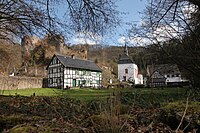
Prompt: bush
<box><xmin>159</xmin><ymin>101</ymin><xmax>200</xmax><ymax>131</ymax></box>
<box><xmin>135</xmin><ymin>84</ymin><xmax>145</xmax><ymax>88</ymax></box>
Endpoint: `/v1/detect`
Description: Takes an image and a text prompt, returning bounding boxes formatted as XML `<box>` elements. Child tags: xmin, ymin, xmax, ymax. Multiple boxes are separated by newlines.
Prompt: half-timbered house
<box><xmin>47</xmin><ymin>54</ymin><xmax>102</xmax><ymax>89</ymax></box>
<box><xmin>146</xmin><ymin>64</ymin><xmax>189</xmax><ymax>87</ymax></box>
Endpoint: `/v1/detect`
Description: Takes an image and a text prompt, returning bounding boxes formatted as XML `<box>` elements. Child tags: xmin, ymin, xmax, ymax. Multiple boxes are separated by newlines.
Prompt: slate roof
<box><xmin>118</xmin><ymin>54</ymin><xmax>134</xmax><ymax>64</ymax></box>
<box><xmin>147</xmin><ymin>64</ymin><xmax>180</xmax><ymax>76</ymax></box>
<box><xmin>55</xmin><ymin>54</ymin><xmax>102</xmax><ymax>72</ymax></box>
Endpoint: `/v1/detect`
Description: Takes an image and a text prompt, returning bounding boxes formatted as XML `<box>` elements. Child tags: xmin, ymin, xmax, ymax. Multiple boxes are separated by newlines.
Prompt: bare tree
<box><xmin>0</xmin><ymin>0</ymin><xmax>119</xmax><ymax>42</ymax></box>
<box><xmin>128</xmin><ymin>0</ymin><xmax>200</xmax><ymax>87</ymax></box>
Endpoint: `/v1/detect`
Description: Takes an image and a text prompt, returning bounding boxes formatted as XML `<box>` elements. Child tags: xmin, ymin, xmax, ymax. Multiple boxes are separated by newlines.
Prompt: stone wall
<box><xmin>0</xmin><ymin>76</ymin><xmax>43</xmax><ymax>90</ymax></box>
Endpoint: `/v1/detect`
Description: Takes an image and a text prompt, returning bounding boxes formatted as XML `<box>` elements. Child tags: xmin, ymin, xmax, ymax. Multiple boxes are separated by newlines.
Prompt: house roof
<box><xmin>55</xmin><ymin>54</ymin><xmax>102</xmax><ymax>72</ymax></box>
<box><xmin>147</xmin><ymin>64</ymin><xmax>181</xmax><ymax>76</ymax></box>
<box><xmin>118</xmin><ymin>54</ymin><xmax>135</xmax><ymax>64</ymax></box>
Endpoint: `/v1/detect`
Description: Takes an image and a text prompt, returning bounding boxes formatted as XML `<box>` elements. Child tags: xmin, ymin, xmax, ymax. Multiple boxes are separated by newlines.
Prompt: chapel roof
<box><xmin>118</xmin><ymin>44</ymin><xmax>135</xmax><ymax>64</ymax></box>
<box><xmin>118</xmin><ymin>54</ymin><xmax>135</xmax><ymax>64</ymax></box>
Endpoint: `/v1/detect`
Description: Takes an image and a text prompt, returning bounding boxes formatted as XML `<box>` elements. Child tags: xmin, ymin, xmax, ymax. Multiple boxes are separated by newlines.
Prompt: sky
<box><xmin>113</xmin><ymin>0</ymin><xmax>147</xmax><ymax>45</ymax></box>
<box><xmin>70</xmin><ymin>0</ymin><xmax>148</xmax><ymax>46</ymax></box>
<box><xmin>58</xmin><ymin>0</ymin><xmax>195</xmax><ymax>46</ymax></box>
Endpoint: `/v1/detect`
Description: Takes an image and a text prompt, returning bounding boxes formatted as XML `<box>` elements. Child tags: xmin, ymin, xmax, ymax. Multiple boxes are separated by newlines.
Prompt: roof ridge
<box><xmin>55</xmin><ymin>54</ymin><xmax>94</xmax><ymax>62</ymax></box>
<box><xmin>55</xmin><ymin>54</ymin><xmax>101</xmax><ymax>72</ymax></box>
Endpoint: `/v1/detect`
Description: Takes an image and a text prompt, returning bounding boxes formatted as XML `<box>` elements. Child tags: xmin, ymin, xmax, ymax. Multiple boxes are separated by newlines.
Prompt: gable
<box><xmin>152</xmin><ymin>71</ymin><xmax>166</xmax><ymax>79</ymax></box>
<box><xmin>46</xmin><ymin>55</ymin><xmax>62</xmax><ymax>69</ymax></box>
<box><xmin>50</xmin><ymin>55</ymin><xmax>60</xmax><ymax>65</ymax></box>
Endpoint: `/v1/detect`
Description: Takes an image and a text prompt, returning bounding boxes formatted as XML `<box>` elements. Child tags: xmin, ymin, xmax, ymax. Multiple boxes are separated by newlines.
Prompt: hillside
<box><xmin>88</xmin><ymin>45</ymin><xmax>147</xmax><ymax>74</ymax></box>
<box><xmin>15</xmin><ymin>35</ymin><xmax>88</xmax><ymax>77</ymax></box>
<box><xmin>0</xmin><ymin>37</ymin><xmax>148</xmax><ymax>86</ymax></box>
<box><xmin>0</xmin><ymin>41</ymin><xmax>22</xmax><ymax>76</ymax></box>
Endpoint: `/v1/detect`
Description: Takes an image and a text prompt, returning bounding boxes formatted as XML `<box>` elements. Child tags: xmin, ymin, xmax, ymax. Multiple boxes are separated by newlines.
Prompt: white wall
<box><xmin>138</xmin><ymin>74</ymin><xmax>143</xmax><ymax>84</ymax></box>
<box><xmin>118</xmin><ymin>63</ymin><xmax>139</xmax><ymax>84</ymax></box>
<box><xmin>165</xmin><ymin>74</ymin><xmax>183</xmax><ymax>83</ymax></box>
<box><xmin>64</xmin><ymin>68</ymin><xmax>102</xmax><ymax>88</ymax></box>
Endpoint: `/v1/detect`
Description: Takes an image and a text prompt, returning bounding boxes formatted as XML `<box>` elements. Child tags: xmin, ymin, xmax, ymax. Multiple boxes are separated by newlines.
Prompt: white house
<box><xmin>47</xmin><ymin>54</ymin><xmax>102</xmax><ymax>89</ymax></box>
<box><xmin>117</xmin><ymin>46</ymin><xmax>143</xmax><ymax>85</ymax></box>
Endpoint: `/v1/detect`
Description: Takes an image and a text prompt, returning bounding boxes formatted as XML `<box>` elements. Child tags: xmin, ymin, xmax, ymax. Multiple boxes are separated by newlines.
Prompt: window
<box><xmin>57</xmin><ymin>67</ymin><xmax>60</xmax><ymax>72</ymax></box>
<box><xmin>53</xmin><ymin>68</ymin><xmax>57</xmax><ymax>73</ymax></box>
<box><xmin>125</xmin><ymin>69</ymin><xmax>128</xmax><ymax>74</ymax></box>
<box><xmin>83</xmin><ymin>70</ymin><xmax>86</xmax><ymax>75</ymax></box>
<box><xmin>66</xmin><ymin>69</ymin><xmax>69</xmax><ymax>74</ymax></box>
<box><xmin>76</xmin><ymin>70</ymin><xmax>79</xmax><ymax>75</ymax></box>
<box><xmin>53</xmin><ymin>58</ymin><xmax>56</xmax><ymax>64</ymax></box>
<box><xmin>53</xmin><ymin>78</ymin><xmax>56</xmax><ymax>83</ymax></box>
<box><xmin>87</xmin><ymin>71</ymin><xmax>91</xmax><ymax>76</ymax></box>
<box><xmin>72</xmin><ymin>70</ymin><xmax>75</xmax><ymax>74</ymax></box>
<box><xmin>57</xmin><ymin>73</ymin><xmax>60</xmax><ymax>77</ymax></box>
<box><xmin>57</xmin><ymin>78</ymin><xmax>61</xmax><ymax>84</ymax></box>
<box><xmin>96</xmin><ymin>80</ymin><xmax>100</xmax><ymax>84</ymax></box>
<box><xmin>49</xmin><ymin>79</ymin><xmax>53</xmax><ymax>84</ymax></box>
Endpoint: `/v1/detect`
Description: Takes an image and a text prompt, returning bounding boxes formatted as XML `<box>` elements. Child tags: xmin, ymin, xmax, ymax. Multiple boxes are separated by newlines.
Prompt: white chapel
<box><xmin>117</xmin><ymin>45</ymin><xmax>143</xmax><ymax>85</ymax></box>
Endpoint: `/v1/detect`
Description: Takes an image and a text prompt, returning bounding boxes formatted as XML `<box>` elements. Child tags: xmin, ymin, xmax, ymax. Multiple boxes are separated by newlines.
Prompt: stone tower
<box><xmin>47</xmin><ymin>34</ymin><xmax>64</xmax><ymax>53</ymax></box>
<box><xmin>21</xmin><ymin>36</ymin><xmax>35</xmax><ymax>66</ymax></box>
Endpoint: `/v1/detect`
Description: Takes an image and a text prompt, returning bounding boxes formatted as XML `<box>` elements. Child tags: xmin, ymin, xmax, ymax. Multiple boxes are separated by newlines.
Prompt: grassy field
<box><xmin>0</xmin><ymin>87</ymin><xmax>188</xmax><ymax>102</ymax></box>
<box><xmin>0</xmin><ymin>88</ymin><xmax>132</xmax><ymax>101</ymax></box>
<box><xmin>1</xmin><ymin>87</ymin><xmax>199</xmax><ymax>132</ymax></box>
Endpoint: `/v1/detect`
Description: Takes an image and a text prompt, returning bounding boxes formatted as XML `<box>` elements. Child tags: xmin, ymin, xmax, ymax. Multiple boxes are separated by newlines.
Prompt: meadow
<box><xmin>0</xmin><ymin>87</ymin><xmax>188</xmax><ymax>102</ymax></box>
<box><xmin>1</xmin><ymin>87</ymin><xmax>199</xmax><ymax>132</ymax></box>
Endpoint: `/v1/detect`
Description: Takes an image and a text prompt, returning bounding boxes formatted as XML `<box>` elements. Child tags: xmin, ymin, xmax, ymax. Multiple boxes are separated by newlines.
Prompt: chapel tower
<box><xmin>117</xmin><ymin>43</ymin><xmax>139</xmax><ymax>84</ymax></box>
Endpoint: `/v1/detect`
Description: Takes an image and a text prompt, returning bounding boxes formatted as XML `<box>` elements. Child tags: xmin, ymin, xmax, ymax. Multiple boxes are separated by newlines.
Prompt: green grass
<box><xmin>0</xmin><ymin>87</ymin><xmax>188</xmax><ymax>102</ymax></box>
<box><xmin>0</xmin><ymin>88</ymin><xmax>60</xmax><ymax>96</ymax></box>
<box><xmin>0</xmin><ymin>88</ymin><xmax>134</xmax><ymax>101</ymax></box>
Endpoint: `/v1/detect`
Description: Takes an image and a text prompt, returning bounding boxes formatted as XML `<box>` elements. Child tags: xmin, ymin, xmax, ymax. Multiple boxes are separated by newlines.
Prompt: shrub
<box><xmin>159</xmin><ymin>101</ymin><xmax>200</xmax><ymax>131</ymax></box>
